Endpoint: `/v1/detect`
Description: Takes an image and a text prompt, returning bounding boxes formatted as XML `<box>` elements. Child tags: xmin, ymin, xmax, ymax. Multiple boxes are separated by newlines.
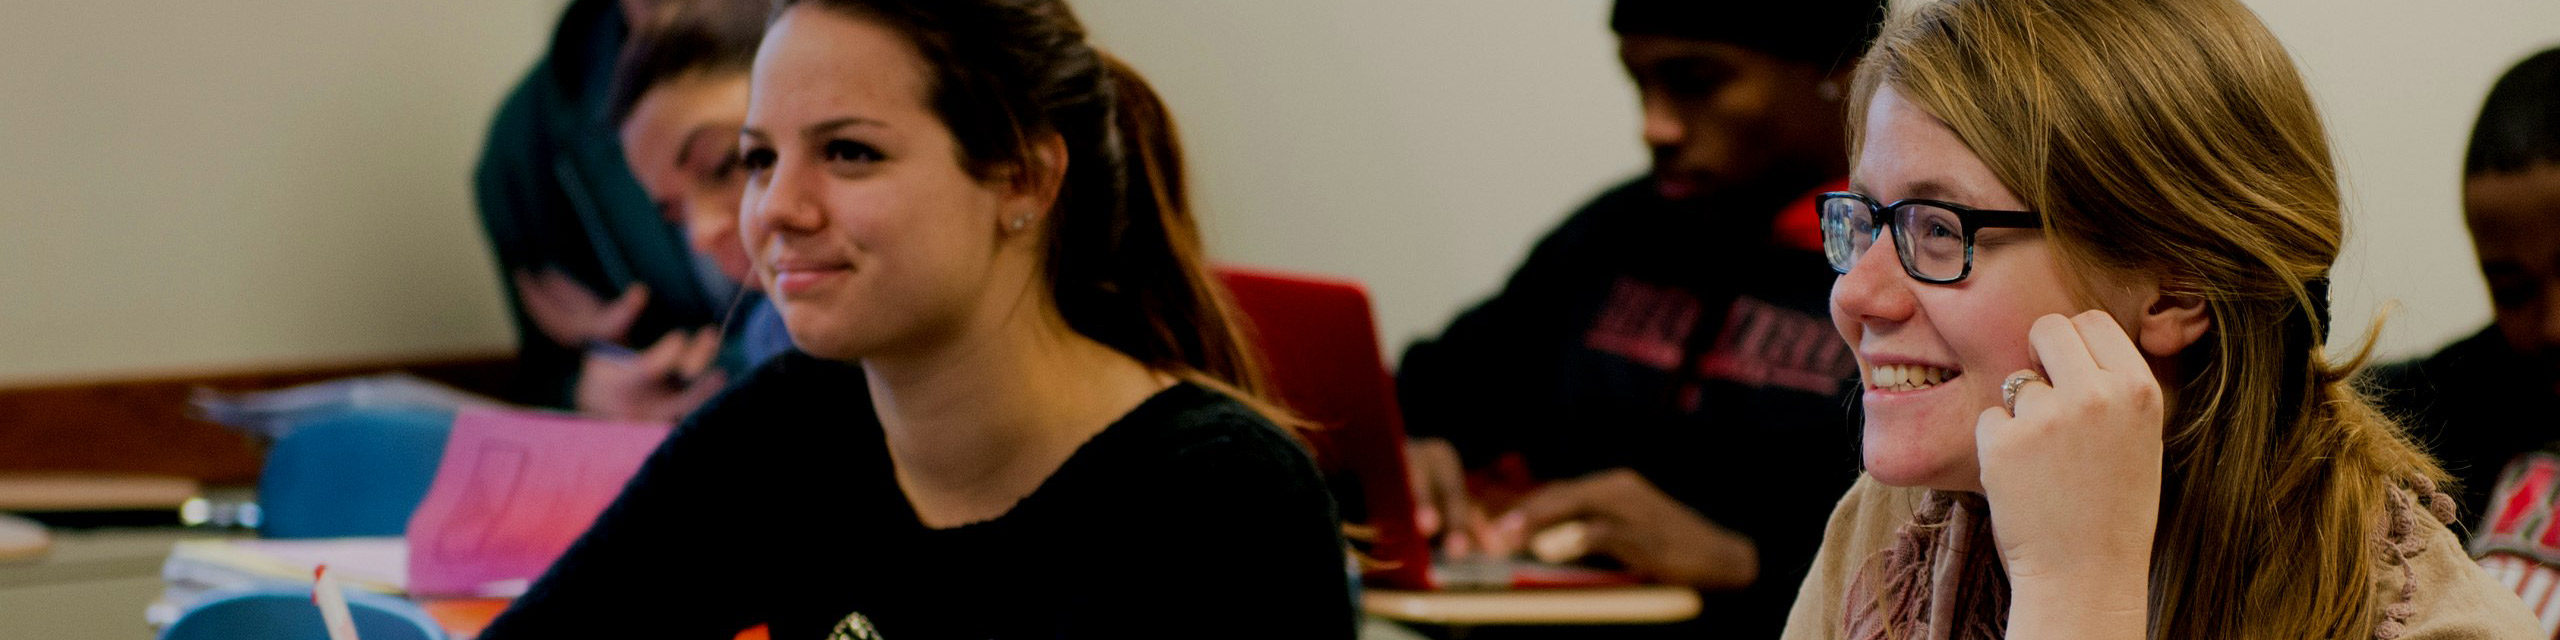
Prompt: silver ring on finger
<box><xmin>2001</xmin><ymin>370</ymin><xmax>2047</xmax><ymax>416</ymax></box>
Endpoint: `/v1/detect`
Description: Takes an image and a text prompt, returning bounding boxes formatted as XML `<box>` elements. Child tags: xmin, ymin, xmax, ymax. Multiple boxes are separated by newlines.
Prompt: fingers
<box><xmin>634</xmin><ymin>329</ymin><xmax>695</xmax><ymax>387</ymax></box>
<box><xmin>1495</xmin><ymin>469</ymin><xmax>1640</xmax><ymax>558</ymax></box>
<box><xmin>572</xmin><ymin>351</ymin><xmax>638</xmax><ymax>420</ymax></box>
<box><xmin>1976</xmin><ymin>404</ymin><xmax>2011</xmax><ymax>438</ymax></box>
<box><xmin>515</xmin><ymin>269</ymin><xmax>588</xmax><ymax>347</ymax></box>
<box><xmin>1528</xmin><ymin>520</ymin><xmax>1592</xmax><ymax>564</ymax></box>
<box><xmin>2001</xmin><ymin>367</ymin><xmax>2055</xmax><ymax>417</ymax></box>
<box><xmin>1460</xmin><ymin>509</ymin><xmax>1507</xmax><ymax>558</ymax></box>
<box><xmin>2026</xmin><ymin>313</ymin><xmax>2096</xmax><ymax>384</ymax></box>
<box><xmin>510</xmin><ymin>270</ymin><xmax>544</xmax><ymax>302</ymax></box>
<box><xmin>593</xmin><ymin>284</ymin><xmax>652</xmax><ymax>344</ymax></box>
<box><xmin>1426</xmin><ymin>450</ymin><xmax>1473</xmax><ymax>529</ymax></box>
<box><xmin>1577</xmin><ymin>519</ymin><xmax>1624</xmax><ymax>567</ymax></box>
<box><xmin>572</xmin><ymin>329</ymin><xmax>727</xmax><ymax>423</ymax></box>
<box><xmin>1403</xmin><ymin>441</ymin><xmax>1444</xmax><ymax>537</ymax></box>
<box><xmin>676</xmin><ymin>328</ymin><xmax>723</xmax><ymax>380</ymax></box>
<box><xmin>515</xmin><ymin>268</ymin><xmax>569</xmax><ymax>299</ymax></box>
<box><xmin>1411</xmin><ymin>440</ymin><xmax>1482</xmax><ymax>555</ymax></box>
<box><xmin>1566</xmin><ymin>515</ymin><xmax>1662</xmax><ymax>582</ymax></box>
<box><xmin>659</xmin><ymin>371</ymin><xmax>730</xmax><ymax>422</ymax></box>
<box><xmin>1505</xmin><ymin>478</ymin><xmax>1595</xmax><ymax>537</ymax></box>
<box><xmin>2069</xmin><ymin>309</ymin><xmax>2149</xmax><ymax>373</ymax></box>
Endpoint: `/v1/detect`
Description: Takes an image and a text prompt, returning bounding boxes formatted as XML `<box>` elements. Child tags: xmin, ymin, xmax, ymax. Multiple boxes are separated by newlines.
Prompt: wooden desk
<box><xmin>0</xmin><ymin>473</ymin><xmax>198</xmax><ymax>513</ymax></box>
<box><xmin>1362</xmin><ymin>586</ymin><xmax>1701</xmax><ymax>626</ymax></box>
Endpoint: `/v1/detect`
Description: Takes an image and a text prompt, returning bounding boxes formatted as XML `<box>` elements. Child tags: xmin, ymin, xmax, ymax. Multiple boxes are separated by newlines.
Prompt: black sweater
<box><xmin>2371</xmin><ymin>326</ymin><xmax>2560</xmax><ymax>536</ymax></box>
<box><xmin>480</xmin><ymin>353</ymin><xmax>1357</xmax><ymax>639</ymax></box>
<box><xmin>1396</xmin><ymin>177</ymin><xmax>1862</xmax><ymax>636</ymax></box>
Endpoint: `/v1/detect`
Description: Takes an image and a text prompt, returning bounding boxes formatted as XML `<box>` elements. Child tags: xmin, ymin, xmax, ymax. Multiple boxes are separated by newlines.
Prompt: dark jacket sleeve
<box><xmin>472</xmin><ymin>62</ymin><xmax>590</xmax><ymax>409</ymax></box>
<box><xmin>476</xmin><ymin>366</ymin><xmax>786</xmax><ymax>638</ymax></box>
<box><xmin>1395</xmin><ymin>190</ymin><xmax>1622</xmax><ymax>468</ymax></box>
<box><xmin>1113</xmin><ymin>418</ymin><xmax>1358</xmax><ymax>639</ymax></box>
<box><xmin>2366</xmin><ymin>327</ymin><xmax>2552</xmax><ymax>529</ymax></box>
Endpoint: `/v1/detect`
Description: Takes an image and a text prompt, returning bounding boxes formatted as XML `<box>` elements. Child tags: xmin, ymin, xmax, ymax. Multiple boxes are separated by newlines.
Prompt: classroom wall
<box><xmin>2252</xmin><ymin>0</ymin><xmax>2560</xmax><ymax>361</ymax></box>
<box><xmin>0</xmin><ymin>1</ymin><xmax>555</xmax><ymax>385</ymax></box>
<box><xmin>1070</xmin><ymin>0</ymin><xmax>1648</xmax><ymax>363</ymax></box>
<box><xmin>4</xmin><ymin>0</ymin><xmax>2554</xmax><ymax>386</ymax></box>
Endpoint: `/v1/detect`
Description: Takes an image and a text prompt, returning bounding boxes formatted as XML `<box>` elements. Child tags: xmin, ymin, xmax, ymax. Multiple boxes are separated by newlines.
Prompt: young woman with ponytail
<box><xmin>479</xmin><ymin>1</ymin><xmax>1355</xmax><ymax>637</ymax></box>
<box><xmin>1783</xmin><ymin>0</ymin><xmax>2539</xmax><ymax>638</ymax></box>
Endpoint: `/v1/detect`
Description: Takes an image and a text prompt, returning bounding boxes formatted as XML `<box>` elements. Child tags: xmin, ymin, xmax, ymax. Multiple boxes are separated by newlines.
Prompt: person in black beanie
<box><xmin>1396</xmin><ymin>0</ymin><xmax>1885</xmax><ymax>635</ymax></box>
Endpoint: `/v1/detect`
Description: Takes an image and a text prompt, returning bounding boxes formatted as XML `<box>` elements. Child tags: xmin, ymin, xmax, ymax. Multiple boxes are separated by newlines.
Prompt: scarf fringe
<box><xmin>2373</xmin><ymin>476</ymin><xmax>2456</xmax><ymax>640</ymax></box>
<box><xmin>1844</xmin><ymin>491</ymin><xmax>2007</xmax><ymax>640</ymax></box>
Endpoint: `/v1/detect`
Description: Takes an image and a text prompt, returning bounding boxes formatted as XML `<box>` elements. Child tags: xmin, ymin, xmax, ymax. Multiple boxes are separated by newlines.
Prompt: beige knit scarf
<box><xmin>1840</xmin><ymin>479</ymin><xmax>2459</xmax><ymax>640</ymax></box>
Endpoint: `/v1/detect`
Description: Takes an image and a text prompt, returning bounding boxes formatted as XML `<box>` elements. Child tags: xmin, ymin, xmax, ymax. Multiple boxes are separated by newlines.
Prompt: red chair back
<box><xmin>1216</xmin><ymin>266</ymin><xmax>1431</xmax><ymax>589</ymax></box>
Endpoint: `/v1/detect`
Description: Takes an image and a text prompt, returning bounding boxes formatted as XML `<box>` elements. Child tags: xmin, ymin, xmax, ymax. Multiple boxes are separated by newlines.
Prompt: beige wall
<box><xmin>2252</xmin><ymin>0</ymin><xmax>2560</xmax><ymax>360</ymax></box>
<box><xmin>1073</xmin><ymin>1</ymin><xmax>1645</xmax><ymax>361</ymax></box>
<box><xmin>0</xmin><ymin>1</ymin><xmax>556</xmax><ymax>385</ymax></box>
<box><xmin>4</xmin><ymin>0</ymin><xmax>2554</xmax><ymax>385</ymax></box>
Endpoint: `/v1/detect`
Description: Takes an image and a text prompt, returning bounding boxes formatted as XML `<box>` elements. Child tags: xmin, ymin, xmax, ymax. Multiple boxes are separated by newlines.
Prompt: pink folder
<box><xmin>404</xmin><ymin>408</ymin><xmax>672</xmax><ymax>597</ymax></box>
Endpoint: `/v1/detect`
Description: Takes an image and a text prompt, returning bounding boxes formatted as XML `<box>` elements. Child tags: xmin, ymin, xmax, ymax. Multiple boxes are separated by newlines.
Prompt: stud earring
<box><xmin>1006</xmin><ymin>215</ymin><xmax>1031</xmax><ymax>231</ymax></box>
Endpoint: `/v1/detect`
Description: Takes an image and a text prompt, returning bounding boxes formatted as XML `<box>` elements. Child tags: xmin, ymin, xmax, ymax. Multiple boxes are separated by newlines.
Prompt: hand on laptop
<box><xmin>1491</xmin><ymin>467</ymin><xmax>1759</xmax><ymax>591</ymax></box>
<box><xmin>1405</xmin><ymin>437</ymin><xmax>1503</xmax><ymax>557</ymax></box>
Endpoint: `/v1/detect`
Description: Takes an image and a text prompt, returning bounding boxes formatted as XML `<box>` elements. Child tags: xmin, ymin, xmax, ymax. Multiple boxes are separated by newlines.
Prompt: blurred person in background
<box><xmin>574</xmin><ymin>0</ymin><xmax>786</xmax><ymax>423</ymax></box>
<box><xmin>1394</xmin><ymin>0</ymin><xmax>1884</xmax><ymax>635</ymax></box>
<box><xmin>474</xmin><ymin>0</ymin><xmax>740</xmax><ymax>410</ymax></box>
<box><xmin>2370</xmin><ymin>47</ymin><xmax>2560</xmax><ymax>630</ymax></box>
<box><xmin>2373</xmin><ymin>48</ymin><xmax>2560</xmax><ymax>533</ymax></box>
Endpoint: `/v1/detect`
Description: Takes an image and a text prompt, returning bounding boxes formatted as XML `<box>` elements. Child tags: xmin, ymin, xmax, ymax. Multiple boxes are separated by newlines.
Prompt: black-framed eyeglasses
<box><xmin>1818</xmin><ymin>191</ymin><xmax>2041</xmax><ymax>284</ymax></box>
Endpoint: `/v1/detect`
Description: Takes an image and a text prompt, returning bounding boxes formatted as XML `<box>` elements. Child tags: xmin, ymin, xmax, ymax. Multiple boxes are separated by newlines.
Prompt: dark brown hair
<box><xmin>2467</xmin><ymin>47</ymin><xmax>2560</xmax><ymax>176</ymax></box>
<box><xmin>607</xmin><ymin>0</ymin><xmax>770</xmax><ymax>126</ymax></box>
<box><xmin>777</xmin><ymin>0</ymin><xmax>1277</xmax><ymax>406</ymax></box>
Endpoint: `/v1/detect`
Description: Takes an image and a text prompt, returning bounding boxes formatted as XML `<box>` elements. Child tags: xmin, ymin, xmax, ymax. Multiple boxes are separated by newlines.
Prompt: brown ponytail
<box><xmin>1080</xmin><ymin>52</ymin><xmax>1277</xmax><ymax>402</ymax></box>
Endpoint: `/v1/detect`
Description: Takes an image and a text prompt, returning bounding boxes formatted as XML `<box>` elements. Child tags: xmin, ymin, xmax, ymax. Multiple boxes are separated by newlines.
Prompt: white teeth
<box><xmin>1868</xmin><ymin>363</ymin><xmax>1957</xmax><ymax>391</ymax></box>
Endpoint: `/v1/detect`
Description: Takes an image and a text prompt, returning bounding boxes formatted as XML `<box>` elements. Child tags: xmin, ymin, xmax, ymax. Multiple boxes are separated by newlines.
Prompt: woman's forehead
<box><xmin>745</xmin><ymin>6</ymin><xmax>933</xmax><ymax>126</ymax></box>
<box><xmin>1853</xmin><ymin>89</ymin><xmax>2021</xmax><ymax>210</ymax></box>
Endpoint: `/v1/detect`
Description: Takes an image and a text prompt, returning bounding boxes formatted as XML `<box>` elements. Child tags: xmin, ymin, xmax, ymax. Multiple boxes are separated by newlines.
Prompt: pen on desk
<box><xmin>313</xmin><ymin>564</ymin><xmax>362</xmax><ymax>640</ymax></box>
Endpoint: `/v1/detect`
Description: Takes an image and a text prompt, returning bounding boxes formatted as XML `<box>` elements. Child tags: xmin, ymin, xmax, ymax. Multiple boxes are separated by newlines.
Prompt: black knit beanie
<box><xmin>1610</xmin><ymin>0</ymin><xmax>1890</xmax><ymax>68</ymax></box>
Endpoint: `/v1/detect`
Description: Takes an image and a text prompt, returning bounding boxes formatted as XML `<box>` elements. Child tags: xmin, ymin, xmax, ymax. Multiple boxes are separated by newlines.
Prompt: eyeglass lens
<box><xmin>1820</xmin><ymin>198</ymin><xmax>1971</xmax><ymax>281</ymax></box>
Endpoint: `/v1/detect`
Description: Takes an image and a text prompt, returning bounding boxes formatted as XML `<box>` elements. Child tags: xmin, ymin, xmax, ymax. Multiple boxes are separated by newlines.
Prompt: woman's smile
<box><xmin>768</xmin><ymin>257</ymin><xmax>854</xmax><ymax>296</ymax></box>
<box><xmin>1861</xmin><ymin>359</ymin><xmax>1962</xmax><ymax>394</ymax></box>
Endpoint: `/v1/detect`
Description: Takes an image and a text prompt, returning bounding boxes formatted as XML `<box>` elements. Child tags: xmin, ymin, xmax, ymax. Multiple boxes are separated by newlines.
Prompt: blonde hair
<box><xmin>1846</xmin><ymin>0</ymin><xmax>2446</xmax><ymax>637</ymax></box>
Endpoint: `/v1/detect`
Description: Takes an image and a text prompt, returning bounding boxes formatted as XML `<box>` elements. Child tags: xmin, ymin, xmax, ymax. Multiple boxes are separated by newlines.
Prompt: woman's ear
<box><xmin>997</xmin><ymin>132</ymin><xmax>1070</xmax><ymax>233</ymax></box>
<box><xmin>2138</xmin><ymin>288</ymin><xmax>2212</xmax><ymax>357</ymax></box>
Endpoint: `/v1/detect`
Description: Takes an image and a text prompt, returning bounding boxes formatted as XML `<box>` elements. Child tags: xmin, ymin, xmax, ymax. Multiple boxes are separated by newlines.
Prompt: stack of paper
<box><xmin>151</xmin><ymin>537</ymin><xmax>406</xmax><ymax>626</ymax></box>
<box><xmin>189</xmin><ymin>372</ymin><xmax>505</xmax><ymax>439</ymax></box>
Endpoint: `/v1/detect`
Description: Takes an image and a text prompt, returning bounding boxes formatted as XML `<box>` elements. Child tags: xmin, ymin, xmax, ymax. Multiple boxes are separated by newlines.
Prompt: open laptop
<box><xmin>1216</xmin><ymin>267</ymin><xmax>1641</xmax><ymax>591</ymax></box>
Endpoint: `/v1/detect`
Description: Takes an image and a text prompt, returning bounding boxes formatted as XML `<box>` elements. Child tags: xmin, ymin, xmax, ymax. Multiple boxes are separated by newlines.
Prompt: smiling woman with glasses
<box><xmin>1783</xmin><ymin>0</ymin><xmax>2541</xmax><ymax>638</ymax></box>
